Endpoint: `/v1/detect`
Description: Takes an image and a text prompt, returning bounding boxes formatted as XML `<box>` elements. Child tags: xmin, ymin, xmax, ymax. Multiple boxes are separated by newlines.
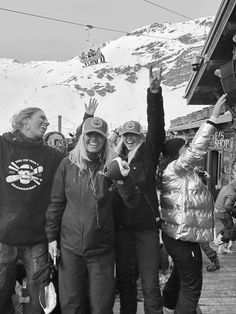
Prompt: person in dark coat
<box><xmin>46</xmin><ymin>114</ymin><xmax>140</xmax><ymax>314</ymax></box>
<box><xmin>0</xmin><ymin>107</ymin><xmax>64</xmax><ymax>314</ymax></box>
<box><xmin>114</xmin><ymin>65</ymin><xmax>165</xmax><ymax>314</ymax></box>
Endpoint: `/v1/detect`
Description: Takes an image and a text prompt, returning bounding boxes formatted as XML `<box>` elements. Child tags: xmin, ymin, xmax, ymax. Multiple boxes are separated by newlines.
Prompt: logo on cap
<box><xmin>91</xmin><ymin>117</ymin><xmax>103</xmax><ymax>128</ymax></box>
<box><xmin>83</xmin><ymin>116</ymin><xmax>108</xmax><ymax>138</ymax></box>
<box><xmin>122</xmin><ymin>120</ymin><xmax>142</xmax><ymax>135</ymax></box>
<box><xmin>125</xmin><ymin>121</ymin><xmax>136</xmax><ymax>131</ymax></box>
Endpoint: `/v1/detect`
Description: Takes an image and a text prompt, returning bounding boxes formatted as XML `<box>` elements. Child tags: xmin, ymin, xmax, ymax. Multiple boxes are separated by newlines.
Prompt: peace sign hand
<box><xmin>149</xmin><ymin>65</ymin><xmax>162</xmax><ymax>93</ymax></box>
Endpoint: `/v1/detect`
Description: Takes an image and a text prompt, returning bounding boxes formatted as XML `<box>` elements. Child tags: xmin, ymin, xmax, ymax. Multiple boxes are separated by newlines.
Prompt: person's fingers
<box><xmin>91</xmin><ymin>98</ymin><xmax>98</xmax><ymax>108</ymax></box>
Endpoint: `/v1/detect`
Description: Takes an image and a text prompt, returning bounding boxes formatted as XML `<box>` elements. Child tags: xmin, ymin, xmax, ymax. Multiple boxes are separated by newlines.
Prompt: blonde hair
<box><xmin>69</xmin><ymin>133</ymin><xmax>117</xmax><ymax>173</ymax></box>
<box><xmin>12</xmin><ymin>107</ymin><xmax>42</xmax><ymax>131</ymax></box>
<box><xmin>116</xmin><ymin>135</ymin><xmax>143</xmax><ymax>164</ymax></box>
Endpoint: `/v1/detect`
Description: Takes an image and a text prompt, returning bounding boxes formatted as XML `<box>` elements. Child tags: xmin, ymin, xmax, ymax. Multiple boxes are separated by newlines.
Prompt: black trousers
<box><xmin>59</xmin><ymin>248</ymin><xmax>115</xmax><ymax>314</ymax></box>
<box><xmin>115</xmin><ymin>229</ymin><xmax>163</xmax><ymax>314</ymax></box>
<box><xmin>162</xmin><ymin>233</ymin><xmax>202</xmax><ymax>314</ymax></box>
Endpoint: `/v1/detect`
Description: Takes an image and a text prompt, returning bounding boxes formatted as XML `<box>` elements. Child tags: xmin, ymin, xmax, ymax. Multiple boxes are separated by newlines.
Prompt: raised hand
<box><xmin>149</xmin><ymin>65</ymin><xmax>162</xmax><ymax>93</ymax></box>
<box><xmin>212</xmin><ymin>94</ymin><xmax>227</xmax><ymax>119</ymax></box>
<box><xmin>84</xmin><ymin>98</ymin><xmax>98</xmax><ymax>115</ymax></box>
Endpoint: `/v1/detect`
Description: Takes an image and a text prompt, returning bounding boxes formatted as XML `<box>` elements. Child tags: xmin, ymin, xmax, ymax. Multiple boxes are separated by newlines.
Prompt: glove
<box><xmin>39</xmin><ymin>282</ymin><xmax>57</xmax><ymax>314</ymax></box>
<box><xmin>106</xmin><ymin>157</ymin><xmax>130</xmax><ymax>180</ymax></box>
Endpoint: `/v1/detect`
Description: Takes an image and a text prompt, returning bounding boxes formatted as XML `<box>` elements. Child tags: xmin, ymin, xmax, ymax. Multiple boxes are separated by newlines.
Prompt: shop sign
<box><xmin>213</xmin><ymin>131</ymin><xmax>231</xmax><ymax>149</ymax></box>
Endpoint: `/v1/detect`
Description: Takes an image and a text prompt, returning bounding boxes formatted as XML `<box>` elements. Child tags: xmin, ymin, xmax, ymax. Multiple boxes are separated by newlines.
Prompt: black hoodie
<box><xmin>0</xmin><ymin>130</ymin><xmax>64</xmax><ymax>245</ymax></box>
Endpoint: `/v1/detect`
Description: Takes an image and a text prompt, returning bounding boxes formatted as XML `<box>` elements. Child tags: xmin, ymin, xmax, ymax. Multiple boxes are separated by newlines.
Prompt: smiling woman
<box><xmin>113</xmin><ymin>66</ymin><xmax>165</xmax><ymax>314</ymax></box>
<box><xmin>0</xmin><ymin>106</ymin><xmax>64</xmax><ymax>313</ymax></box>
<box><xmin>82</xmin><ymin>117</ymin><xmax>107</xmax><ymax>153</ymax></box>
<box><xmin>12</xmin><ymin>107</ymin><xmax>49</xmax><ymax>139</ymax></box>
<box><xmin>45</xmin><ymin>103</ymin><xmax>140</xmax><ymax>312</ymax></box>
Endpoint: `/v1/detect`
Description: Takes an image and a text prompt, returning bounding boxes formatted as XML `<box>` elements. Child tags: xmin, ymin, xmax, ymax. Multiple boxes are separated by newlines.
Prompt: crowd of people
<box><xmin>0</xmin><ymin>65</ymin><xmax>234</xmax><ymax>314</ymax></box>
<box><xmin>79</xmin><ymin>48</ymin><xmax>105</xmax><ymax>67</ymax></box>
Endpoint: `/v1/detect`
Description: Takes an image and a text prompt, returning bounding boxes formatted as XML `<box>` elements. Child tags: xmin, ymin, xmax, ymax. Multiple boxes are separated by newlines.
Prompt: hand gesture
<box><xmin>118</xmin><ymin>158</ymin><xmax>130</xmax><ymax>177</ymax></box>
<box><xmin>107</xmin><ymin>157</ymin><xmax>130</xmax><ymax>180</ymax></box>
<box><xmin>84</xmin><ymin>98</ymin><xmax>98</xmax><ymax>115</ymax></box>
<box><xmin>149</xmin><ymin>65</ymin><xmax>162</xmax><ymax>93</ymax></box>
<box><xmin>212</xmin><ymin>94</ymin><xmax>227</xmax><ymax>119</ymax></box>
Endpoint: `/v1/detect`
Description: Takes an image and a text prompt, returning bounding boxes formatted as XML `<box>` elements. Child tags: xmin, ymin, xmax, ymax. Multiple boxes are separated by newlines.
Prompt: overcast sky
<box><xmin>0</xmin><ymin>0</ymin><xmax>222</xmax><ymax>62</ymax></box>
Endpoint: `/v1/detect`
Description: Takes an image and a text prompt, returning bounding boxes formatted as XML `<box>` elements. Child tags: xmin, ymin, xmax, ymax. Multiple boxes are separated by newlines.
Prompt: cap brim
<box><xmin>122</xmin><ymin>131</ymin><xmax>142</xmax><ymax>136</ymax></box>
<box><xmin>83</xmin><ymin>129</ymin><xmax>107</xmax><ymax>138</ymax></box>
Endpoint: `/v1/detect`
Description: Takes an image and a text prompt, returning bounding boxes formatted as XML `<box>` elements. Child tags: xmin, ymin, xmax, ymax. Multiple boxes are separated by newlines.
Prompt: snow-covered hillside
<box><xmin>0</xmin><ymin>17</ymin><xmax>213</xmax><ymax>136</ymax></box>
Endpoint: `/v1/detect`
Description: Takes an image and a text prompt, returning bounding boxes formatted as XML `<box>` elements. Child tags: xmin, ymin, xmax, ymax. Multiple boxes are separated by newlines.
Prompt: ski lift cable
<box><xmin>143</xmin><ymin>0</ymin><xmax>194</xmax><ymax>20</ymax></box>
<box><xmin>62</xmin><ymin>117</ymin><xmax>77</xmax><ymax>126</ymax></box>
<box><xmin>0</xmin><ymin>7</ymin><xmax>174</xmax><ymax>41</ymax></box>
<box><xmin>0</xmin><ymin>7</ymin><xmax>129</xmax><ymax>34</ymax></box>
<box><xmin>143</xmin><ymin>1</ymin><xmax>211</xmax><ymax>46</ymax></box>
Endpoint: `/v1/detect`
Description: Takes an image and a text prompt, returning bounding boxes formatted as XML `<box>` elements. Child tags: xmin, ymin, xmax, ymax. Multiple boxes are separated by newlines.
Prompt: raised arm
<box><xmin>73</xmin><ymin>98</ymin><xmax>98</xmax><ymax>145</ymax></box>
<box><xmin>146</xmin><ymin>65</ymin><xmax>165</xmax><ymax>165</ymax></box>
<box><xmin>174</xmin><ymin>94</ymin><xmax>227</xmax><ymax>175</ymax></box>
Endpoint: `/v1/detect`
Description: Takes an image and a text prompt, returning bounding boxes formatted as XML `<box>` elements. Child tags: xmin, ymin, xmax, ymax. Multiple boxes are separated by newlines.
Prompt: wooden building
<box><xmin>168</xmin><ymin>0</ymin><xmax>236</xmax><ymax>199</ymax></box>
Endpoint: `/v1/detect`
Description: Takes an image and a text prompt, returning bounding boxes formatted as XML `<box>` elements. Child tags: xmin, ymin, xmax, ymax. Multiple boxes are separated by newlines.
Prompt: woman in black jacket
<box><xmin>46</xmin><ymin>115</ymin><xmax>140</xmax><ymax>314</ymax></box>
<box><xmin>114</xmin><ymin>66</ymin><xmax>165</xmax><ymax>314</ymax></box>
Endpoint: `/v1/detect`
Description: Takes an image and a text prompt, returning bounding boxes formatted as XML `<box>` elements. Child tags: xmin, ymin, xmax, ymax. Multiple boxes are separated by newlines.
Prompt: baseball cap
<box><xmin>121</xmin><ymin>120</ymin><xmax>143</xmax><ymax>136</ymax></box>
<box><xmin>82</xmin><ymin>117</ymin><xmax>108</xmax><ymax>138</ymax></box>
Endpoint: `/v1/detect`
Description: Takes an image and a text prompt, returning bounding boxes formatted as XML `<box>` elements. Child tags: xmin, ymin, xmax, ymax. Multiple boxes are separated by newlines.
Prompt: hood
<box><xmin>2</xmin><ymin>130</ymin><xmax>43</xmax><ymax>148</ymax></box>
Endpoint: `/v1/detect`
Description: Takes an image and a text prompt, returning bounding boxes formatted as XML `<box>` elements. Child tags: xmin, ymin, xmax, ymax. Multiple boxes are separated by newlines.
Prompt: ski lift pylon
<box><xmin>85</xmin><ymin>25</ymin><xmax>94</xmax><ymax>47</ymax></box>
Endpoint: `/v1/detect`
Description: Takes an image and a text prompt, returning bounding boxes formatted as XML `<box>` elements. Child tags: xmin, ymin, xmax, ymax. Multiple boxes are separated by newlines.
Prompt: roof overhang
<box><xmin>169</xmin><ymin>111</ymin><xmax>232</xmax><ymax>132</ymax></box>
<box><xmin>184</xmin><ymin>0</ymin><xmax>236</xmax><ymax>106</ymax></box>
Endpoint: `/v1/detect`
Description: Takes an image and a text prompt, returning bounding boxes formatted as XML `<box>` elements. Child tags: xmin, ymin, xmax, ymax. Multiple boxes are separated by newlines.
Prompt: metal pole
<box><xmin>58</xmin><ymin>115</ymin><xmax>62</xmax><ymax>133</ymax></box>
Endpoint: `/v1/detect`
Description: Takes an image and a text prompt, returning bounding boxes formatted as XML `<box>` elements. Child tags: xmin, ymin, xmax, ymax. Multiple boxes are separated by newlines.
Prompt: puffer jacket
<box><xmin>160</xmin><ymin>122</ymin><xmax>216</xmax><ymax>243</ymax></box>
<box><xmin>214</xmin><ymin>182</ymin><xmax>236</xmax><ymax>219</ymax></box>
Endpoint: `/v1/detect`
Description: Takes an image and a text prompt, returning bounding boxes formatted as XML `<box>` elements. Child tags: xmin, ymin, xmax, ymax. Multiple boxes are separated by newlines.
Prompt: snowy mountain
<box><xmin>0</xmin><ymin>17</ymin><xmax>213</xmax><ymax>136</ymax></box>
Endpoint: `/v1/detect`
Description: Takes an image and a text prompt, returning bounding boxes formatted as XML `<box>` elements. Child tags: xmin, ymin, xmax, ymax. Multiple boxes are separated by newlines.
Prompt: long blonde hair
<box><xmin>69</xmin><ymin>133</ymin><xmax>117</xmax><ymax>173</ymax></box>
<box><xmin>116</xmin><ymin>135</ymin><xmax>143</xmax><ymax>164</ymax></box>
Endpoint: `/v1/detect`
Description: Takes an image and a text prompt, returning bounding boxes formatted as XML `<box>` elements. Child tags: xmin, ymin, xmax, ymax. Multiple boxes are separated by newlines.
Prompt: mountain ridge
<box><xmin>0</xmin><ymin>16</ymin><xmax>213</xmax><ymax>135</ymax></box>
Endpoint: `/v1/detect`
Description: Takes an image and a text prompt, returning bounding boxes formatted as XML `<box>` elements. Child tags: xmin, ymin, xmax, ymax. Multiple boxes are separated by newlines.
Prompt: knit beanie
<box><xmin>163</xmin><ymin>138</ymin><xmax>186</xmax><ymax>158</ymax></box>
